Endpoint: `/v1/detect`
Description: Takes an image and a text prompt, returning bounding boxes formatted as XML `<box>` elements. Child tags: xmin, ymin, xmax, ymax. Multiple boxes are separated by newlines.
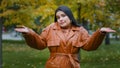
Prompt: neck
<box><xmin>61</xmin><ymin>25</ymin><xmax>72</xmax><ymax>30</ymax></box>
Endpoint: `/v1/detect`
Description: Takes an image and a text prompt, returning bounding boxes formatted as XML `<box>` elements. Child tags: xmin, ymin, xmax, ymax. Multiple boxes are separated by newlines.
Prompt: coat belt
<box><xmin>50</xmin><ymin>53</ymin><xmax>79</xmax><ymax>68</ymax></box>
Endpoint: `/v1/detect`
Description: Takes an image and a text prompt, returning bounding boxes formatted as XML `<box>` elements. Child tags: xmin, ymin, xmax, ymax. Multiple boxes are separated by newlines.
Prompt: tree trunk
<box><xmin>82</xmin><ymin>18</ymin><xmax>89</xmax><ymax>31</ymax></box>
<box><xmin>0</xmin><ymin>0</ymin><xmax>3</xmax><ymax>67</ymax></box>
<box><xmin>105</xmin><ymin>33</ymin><xmax>110</xmax><ymax>45</ymax></box>
<box><xmin>77</xmin><ymin>2</ymin><xmax>81</xmax><ymax>61</ymax></box>
<box><xmin>115</xmin><ymin>34</ymin><xmax>119</xmax><ymax>41</ymax></box>
<box><xmin>0</xmin><ymin>17</ymin><xmax>3</xmax><ymax>68</ymax></box>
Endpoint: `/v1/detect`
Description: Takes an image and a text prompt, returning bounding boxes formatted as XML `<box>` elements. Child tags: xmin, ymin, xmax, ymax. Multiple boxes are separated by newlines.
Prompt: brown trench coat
<box><xmin>23</xmin><ymin>23</ymin><xmax>106</xmax><ymax>68</ymax></box>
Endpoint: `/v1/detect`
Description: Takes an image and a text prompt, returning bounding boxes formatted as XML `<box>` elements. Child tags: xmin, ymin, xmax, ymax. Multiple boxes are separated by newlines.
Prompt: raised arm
<box><xmin>81</xmin><ymin>27</ymin><xmax>116</xmax><ymax>51</ymax></box>
<box><xmin>15</xmin><ymin>26</ymin><xmax>47</xmax><ymax>50</ymax></box>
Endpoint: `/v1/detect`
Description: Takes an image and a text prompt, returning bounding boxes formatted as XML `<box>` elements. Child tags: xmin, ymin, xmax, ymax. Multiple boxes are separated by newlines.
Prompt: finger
<box><xmin>14</xmin><ymin>28</ymin><xmax>25</xmax><ymax>32</ymax></box>
<box><xmin>100</xmin><ymin>28</ymin><xmax>116</xmax><ymax>33</ymax></box>
<box><xmin>107</xmin><ymin>30</ymin><xmax>116</xmax><ymax>33</ymax></box>
<box><xmin>14</xmin><ymin>28</ymin><xmax>29</xmax><ymax>33</ymax></box>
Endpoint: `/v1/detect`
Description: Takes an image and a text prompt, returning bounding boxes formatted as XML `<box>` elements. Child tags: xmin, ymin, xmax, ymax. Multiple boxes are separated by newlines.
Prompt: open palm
<box><xmin>100</xmin><ymin>27</ymin><xmax>116</xmax><ymax>33</ymax></box>
<box><xmin>14</xmin><ymin>26</ymin><xmax>33</xmax><ymax>33</ymax></box>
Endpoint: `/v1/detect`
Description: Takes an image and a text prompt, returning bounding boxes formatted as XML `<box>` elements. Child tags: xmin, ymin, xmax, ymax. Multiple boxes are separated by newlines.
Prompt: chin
<box><xmin>60</xmin><ymin>25</ymin><xmax>66</xmax><ymax>28</ymax></box>
<box><xmin>61</xmin><ymin>26</ymin><xmax>68</xmax><ymax>29</ymax></box>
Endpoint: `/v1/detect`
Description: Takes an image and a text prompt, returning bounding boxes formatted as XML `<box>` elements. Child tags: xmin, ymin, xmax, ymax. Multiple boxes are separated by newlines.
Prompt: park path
<box><xmin>2</xmin><ymin>31</ymin><xmax>24</xmax><ymax>40</ymax></box>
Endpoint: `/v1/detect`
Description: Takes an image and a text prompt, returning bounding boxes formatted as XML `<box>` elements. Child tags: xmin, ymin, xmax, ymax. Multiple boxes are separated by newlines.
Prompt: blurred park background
<box><xmin>0</xmin><ymin>0</ymin><xmax>120</xmax><ymax>68</ymax></box>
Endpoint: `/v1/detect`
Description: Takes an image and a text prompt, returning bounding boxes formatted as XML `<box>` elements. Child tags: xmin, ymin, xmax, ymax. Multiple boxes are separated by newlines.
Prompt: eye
<box><xmin>61</xmin><ymin>14</ymin><xmax>66</xmax><ymax>17</ymax></box>
<box><xmin>56</xmin><ymin>16</ymin><xmax>60</xmax><ymax>19</ymax></box>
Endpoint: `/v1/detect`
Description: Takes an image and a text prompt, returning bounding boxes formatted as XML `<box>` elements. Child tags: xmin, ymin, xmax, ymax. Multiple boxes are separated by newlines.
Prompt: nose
<box><xmin>59</xmin><ymin>17</ymin><xmax>63</xmax><ymax>21</ymax></box>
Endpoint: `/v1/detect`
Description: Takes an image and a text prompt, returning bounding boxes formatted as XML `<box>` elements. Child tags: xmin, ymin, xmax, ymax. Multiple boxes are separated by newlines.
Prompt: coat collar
<box><xmin>52</xmin><ymin>22</ymin><xmax>80</xmax><ymax>44</ymax></box>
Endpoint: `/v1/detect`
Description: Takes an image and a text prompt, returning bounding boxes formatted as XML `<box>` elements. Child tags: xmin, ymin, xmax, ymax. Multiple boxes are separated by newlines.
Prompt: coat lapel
<box><xmin>66</xmin><ymin>26</ymin><xmax>80</xmax><ymax>41</ymax></box>
<box><xmin>53</xmin><ymin>23</ymin><xmax>80</xmax><ymax>44</ymax></box>
<box><xmin>53</xmin><ymin>23</ymin><xmax>66</xmax><ymax>44</ymax></box>
<box><xmin>56</xmin><ymin>30</ymin><xmax>66</xmax><ymax>41</ymax></box>
<box><xmin>66</xmin><ymin>30</ymin><xmax>75</xmax><ymax>41</ymax></box>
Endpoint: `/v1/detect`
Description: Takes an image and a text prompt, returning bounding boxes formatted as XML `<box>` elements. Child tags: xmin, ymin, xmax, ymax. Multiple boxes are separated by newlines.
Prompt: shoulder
<box><xmin>77</xmin><ymin>26</ymin><xmax>87</xmax><ymax>31</ymax></box>
<box><xmin>78</xmin><ymin>26</ymin><xmax>88</xmax><ymax>33</ymax></box>
<box><xmin>80</xmin><ymin>26</ymin><xmax>86</xmax><ymax>30</ymax></box>
<box><xmin>42</xmin><ymin>23</ymin><xmax>56</xmax><ymax>31</ymax></box>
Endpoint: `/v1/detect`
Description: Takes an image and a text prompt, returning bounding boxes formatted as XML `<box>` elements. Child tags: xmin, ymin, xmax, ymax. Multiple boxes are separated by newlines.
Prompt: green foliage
<box><xmin>0</xmin><ymin>0</ymin><xmax>36</xmax><ymax>28</ymax></box>
<box><xmin>0</xmin><ymin>0</ymin><xmax>120</xmax><ymax>33</ymax></box>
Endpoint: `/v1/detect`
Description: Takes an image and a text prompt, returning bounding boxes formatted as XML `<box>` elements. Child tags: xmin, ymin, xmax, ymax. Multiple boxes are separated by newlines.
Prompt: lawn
<box><xmin>2</xmin><ymin>40</ymin><xmax>120</xmax><ymax>68</ymax></box>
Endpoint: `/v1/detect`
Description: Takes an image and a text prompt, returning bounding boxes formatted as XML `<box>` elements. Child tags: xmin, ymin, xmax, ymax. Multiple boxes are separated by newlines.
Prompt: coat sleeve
<box><xmin>80</xmin><ymin>28</ymin><xmax>106</xmax><ymax>51</ymax></box>
<box><xmin>23</xmin><ymin>28</ymin><xmax>49</xmax><ymax>50</ymax></box>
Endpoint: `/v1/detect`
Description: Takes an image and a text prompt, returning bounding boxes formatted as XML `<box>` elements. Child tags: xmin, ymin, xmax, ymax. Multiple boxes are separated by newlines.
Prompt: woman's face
<box><xmin>56</xmin><ymin>11</ymin><xmax>71</xmax><ymax>28</ymax></box>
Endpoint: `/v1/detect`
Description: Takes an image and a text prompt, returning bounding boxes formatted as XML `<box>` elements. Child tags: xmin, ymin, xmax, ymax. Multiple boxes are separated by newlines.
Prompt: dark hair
<box><xmin>54</xmin><ymin>5</ymin><xmax>80</xmax><ymax>27</ymax></box>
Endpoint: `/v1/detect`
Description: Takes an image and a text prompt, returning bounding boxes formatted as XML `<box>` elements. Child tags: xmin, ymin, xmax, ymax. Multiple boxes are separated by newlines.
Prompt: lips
<box><xmin>60</xmin><ymin>22</ymin><xmax>64</xmax><ymax>24</ymax></box>
<box><xmin>60</xmin><ymin>21</ymin><xmax>65</xmax><ymax>24</ymax></box>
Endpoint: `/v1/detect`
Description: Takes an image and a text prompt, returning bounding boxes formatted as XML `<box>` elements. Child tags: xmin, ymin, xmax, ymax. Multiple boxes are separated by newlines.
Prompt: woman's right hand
<box><xmin>14</xmin><ymin>25</ymin><xmax>33</xmax><ymax>34</ymax></box>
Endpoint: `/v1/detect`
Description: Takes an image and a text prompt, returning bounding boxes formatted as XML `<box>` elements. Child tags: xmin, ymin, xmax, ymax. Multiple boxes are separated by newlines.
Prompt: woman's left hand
<box><xmin>100</xmin><ymin>27</ymin><xmax>116</xmax><ymax>33</ymax></box>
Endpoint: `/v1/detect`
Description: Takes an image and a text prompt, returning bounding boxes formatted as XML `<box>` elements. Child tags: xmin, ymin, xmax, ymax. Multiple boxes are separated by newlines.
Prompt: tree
<box><xmin>107</xmin><ymin>0</ymin><xmax>120</xmax><ymax>41</ymax></box>
<box><xmin>77</xmin><ymin>0</ymin><xmax>120</xmax><ymax>45</ymax></box>
<box><xmin>0</xmin><ymin>0</ymin><xmax>3</xmax><ymax>67</ymax></box>
<box><xmin>0</xmin><ymin>17</ymin><xmax>2</xmax><ymax>68</ymax></box>
<box><xmin>0</xmin><ymin>0</ymin><xmax>119</xmax><ymax>31</ymax></box>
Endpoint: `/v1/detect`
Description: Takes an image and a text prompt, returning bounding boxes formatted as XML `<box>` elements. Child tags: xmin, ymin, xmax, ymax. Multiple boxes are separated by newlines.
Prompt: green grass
<box><xmin>81</xmin><ymin>40</ymin><xmax>120</xmax><ymax>68</ymax></box>
<box><xmin>2</xmin><ymin>40</ymin><xmax>120</xmax><ymax>68</ymax></box>
<box><xmin>2</xmin><ymin>40</ymin><xmax>49</xmax><ymax>68</ymax></box>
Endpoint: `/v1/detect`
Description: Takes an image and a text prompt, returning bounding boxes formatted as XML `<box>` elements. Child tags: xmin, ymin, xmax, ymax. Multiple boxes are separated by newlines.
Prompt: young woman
<box><xmin>15</xmin><ymin>6</ymin><xmax>116</xmax><ymax>68</ymax></box>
